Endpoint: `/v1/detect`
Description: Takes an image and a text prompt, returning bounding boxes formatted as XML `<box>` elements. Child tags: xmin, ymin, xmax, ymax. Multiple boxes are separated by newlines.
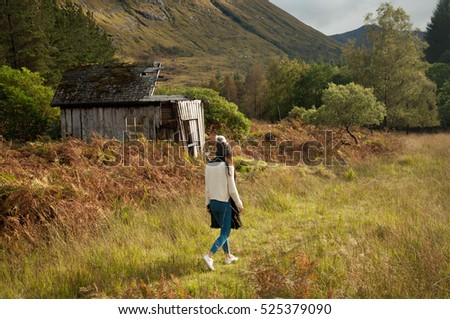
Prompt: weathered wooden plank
<box><xmin>102</xmin><ymin>107</ymin><xmax>114</xmax><ymax>139</ymax></box>
<box><xmin>60</xmin><ymin>108</ymin><xmax>67</xmax><ymax>138</ymax></box>
<box><xmin>72</xmin><ymin>108</ymin><xmax>82</xmax><ymax>138</ymax></box>
<box><xmin>89</xmin><ymin>107</ymin><xmax>100</xmax><ymax>138</ymax></box>
<box><xmin>176</xmin><ymin>100</ymin><xmax>205</xmax><ymax>156</ymax></box>
<box><xmin>161</xmin><ymin>107</ymin><xmax>174</xmax><ymax>123</ymax></box>
<box><xmin>149</xmin><ymin>106</ymin><xmax>158</xmax><ymax>140</ymax></box>
<box><xmin>64</xmin><ymin>108</ymin><xmax>72</xmax><ymax>137</ymax></box>
<box><xmin>176</xmin><ymin>103</ymin><xmax>187</xmax><ymax>147</ymax></box>
<box><xmin>96</xmin><ymin>106</ymin><xmax>104</xmax><ymax>137</ymax></box>
<box><xmin>90</xmin><ymin>107</ymin><xmax>101</xmax><ymax>138</ymax></box>
<box><xmin>197</xmin><ymin>101</ymin><xmax>205</xmax><ymax>152</ymax></box>
<box><xmin>81</xmin><ymin>108</ymin><xmax>90</xmax><ymax>140</ymax></box>
<box><xmin>113</xmin><ymin>107</ymin><xmax>125</xmax><ymax>141</ymax></box>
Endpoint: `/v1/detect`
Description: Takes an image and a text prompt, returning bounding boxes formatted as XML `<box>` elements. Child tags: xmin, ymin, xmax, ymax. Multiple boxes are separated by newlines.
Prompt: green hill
<box><xmin>70</xmin><ymin>0</ymin><xmax>342</xmax><ymax>85</ymax></box>
<box><xmin>330</xmin><ymin>25</ymin><xmax>425</xmax><ymax>46</ymax></box>
<box><xmin>330</xmin><ymin>26</ymin><xmax>369</xmax><ymax>45</ymax></box>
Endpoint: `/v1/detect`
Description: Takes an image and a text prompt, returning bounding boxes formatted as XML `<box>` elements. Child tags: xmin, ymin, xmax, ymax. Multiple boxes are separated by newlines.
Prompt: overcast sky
<box><xmin>270</xmin><ymin>0</ymin><xmax>438</xmax><ymax>35</ymax></box>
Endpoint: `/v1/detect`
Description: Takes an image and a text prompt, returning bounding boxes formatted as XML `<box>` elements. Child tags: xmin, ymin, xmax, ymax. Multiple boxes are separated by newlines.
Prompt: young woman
<box><xmin>203</xmin><ymin>136</ymin><xmax>244</xmax><ymax>270</ymax></box>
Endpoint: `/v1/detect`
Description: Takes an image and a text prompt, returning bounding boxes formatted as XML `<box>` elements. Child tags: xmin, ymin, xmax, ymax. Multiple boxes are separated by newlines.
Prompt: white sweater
<box><xmin>205</xmin><ymin>161</ymin><xmax>243</xmax><ymax>209</ymax></box>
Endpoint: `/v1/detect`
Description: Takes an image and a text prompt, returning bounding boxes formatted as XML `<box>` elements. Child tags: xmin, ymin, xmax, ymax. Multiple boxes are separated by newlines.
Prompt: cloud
<box><xmin>270</xmin><ymin>0</ymin><xmax>438</xmax><ymax>35</ymax></box>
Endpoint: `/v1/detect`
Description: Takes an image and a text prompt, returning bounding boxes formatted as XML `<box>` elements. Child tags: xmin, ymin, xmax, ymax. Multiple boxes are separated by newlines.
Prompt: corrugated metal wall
<box><xmin>177</xmin><ymin>100</ymin><xmax>205</xmax><ymax>156</ymax></box>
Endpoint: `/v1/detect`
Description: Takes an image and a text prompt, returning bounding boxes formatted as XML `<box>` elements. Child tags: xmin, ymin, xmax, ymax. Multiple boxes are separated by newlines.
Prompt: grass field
<box><xmin>0</xmin><ymin>133</ymin><xmax>448</xmax><ymax>298</ymax></box>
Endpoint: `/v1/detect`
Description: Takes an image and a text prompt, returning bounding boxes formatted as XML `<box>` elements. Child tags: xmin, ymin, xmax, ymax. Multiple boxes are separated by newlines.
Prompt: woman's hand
<box><xmin>239</xmin><ymin>206</ymin><xmax>244</xmax><ymax>213</ymax></box>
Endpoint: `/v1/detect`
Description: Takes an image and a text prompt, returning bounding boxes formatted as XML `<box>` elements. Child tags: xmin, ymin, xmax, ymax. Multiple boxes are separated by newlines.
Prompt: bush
<box><xmin>437</xmin><ymin>80</ymin><xmax>450</xmax><ymax>128</ymax></box>
<box><xmin>316</xmin><ymin>83</ymin><xmax>386</xmax><ymax>144</ymax></box>
<box><xmin>288</xmin><ymin>106</ymin><xmax>318</xmax><ymax>124</ymax></box>
<box><xmin>158</xmin><ymin>87</ymin><xmax>251</xmax><ymax>138</ymax></box>
<box><xmin>0</xmin><ymin>66</ymin><xmax>59</xmax><ymax>141</ymax></box>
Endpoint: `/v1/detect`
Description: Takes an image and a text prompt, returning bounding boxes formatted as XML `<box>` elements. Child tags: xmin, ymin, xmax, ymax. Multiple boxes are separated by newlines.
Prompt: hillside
<box><xmin>330</xmin><ymin>25</ymin><xmax>425</xmax><ymax>46</ymax></box>
<box><xmin>330</xmin><ymin>26</ymin><xmax>369</xmax><ymax>45</ymax></box>
<box><xmin>69</xmin><ymin>0</ymin><xmax>342</xmax><ymax>85</ymax></box>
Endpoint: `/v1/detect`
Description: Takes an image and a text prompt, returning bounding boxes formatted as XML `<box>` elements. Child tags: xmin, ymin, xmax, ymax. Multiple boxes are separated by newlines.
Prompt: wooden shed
<box><xmin>50</xmin><ymin>63</ymin><xmax>205</xmax><ymax>156</ymax></box>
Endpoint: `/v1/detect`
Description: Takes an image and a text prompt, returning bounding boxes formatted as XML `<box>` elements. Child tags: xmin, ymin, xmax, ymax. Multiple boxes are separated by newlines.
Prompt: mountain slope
<box><xmin>330</xmin><ymin>26</ymin><xmax>369</xmax><ymax>45</ymax></box>
<box><xmin>330</xmin><ymin>25</ymin><xmax>425</xmax><ymax>46</ymax></box>
<box><xmin>69</xmin><ymin>0</ymin><xmax>342</xmax><ymax>85</ymax></box>
<box><xmin>209</xmin><ymin>0</ymin><xmax>341</xmax><ymax>60</ymax></box>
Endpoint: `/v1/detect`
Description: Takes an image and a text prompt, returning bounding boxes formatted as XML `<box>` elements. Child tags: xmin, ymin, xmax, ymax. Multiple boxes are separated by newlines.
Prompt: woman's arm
<box><xmin>205</xmin><ymin>170</ymin><xmax>210</xmax><ymax>207</ymax></box>
<box><xmin>227</xmin><ymin>166</ymin><xmax>243</xmax><ymax>210</ymax></box>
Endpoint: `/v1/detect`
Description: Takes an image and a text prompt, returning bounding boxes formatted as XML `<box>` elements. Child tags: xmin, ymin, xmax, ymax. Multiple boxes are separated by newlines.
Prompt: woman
<box><xmin>203</xmin><ymin>135</ymin><xmax>244</xmax><ymax>271</ymax></box>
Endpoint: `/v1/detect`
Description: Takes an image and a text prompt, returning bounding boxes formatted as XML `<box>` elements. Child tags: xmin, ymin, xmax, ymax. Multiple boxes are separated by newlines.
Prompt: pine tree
<box><xmin>0</xmin><ymin>0</ymin><xmax>116</xmax><ymax>85</ymax></box>
<box><xmin>48</xmin><ymin>1</ymin><xmax>115</xmax><ymax>82</ymax></box>
<box><xmin>293</xmin><ymin>62</ymin><xmax>338</xmax><ymax>109</ymax></box>
<box><xmin>425</xmin><ymin>0</ymin><xmax>450</xmax><ymax>63</ymax></box>
<box><xmin>0</xmin><ymin>0</ymin><xmax>54</xmax><ymax>73</ymax></box>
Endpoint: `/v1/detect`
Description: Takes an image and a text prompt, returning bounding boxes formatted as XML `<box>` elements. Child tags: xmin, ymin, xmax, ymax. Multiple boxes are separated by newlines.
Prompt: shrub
<box><xmin>158</xmin><ymin>87</ymin><xmax>251</xmax><ymax>138</ymax></box>
<box><xmin>0</xmin><ymin>66</ymin><xmax>59</xmax><ymax>141</ymax></box>
<box><xmin>316</xmin><ymin>83</ymin><xmax>386</xmax><ymax>144</ymax></box>
<box><xmin>288</xmin><ymin>106</ymin><xmax>318</xmax><ymax>124</ymax></box>
<box><xmin>437</xmin><ymin>80</ymin><xmax>450</xmax><ymax>128</ymax></box>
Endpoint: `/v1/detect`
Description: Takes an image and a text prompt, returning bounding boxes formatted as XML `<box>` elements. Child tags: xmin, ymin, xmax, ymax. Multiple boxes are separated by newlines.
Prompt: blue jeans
<box><xmin>209</xmin><ymin>199</ymin><xmax>232</xmax><ymax>254</ymax></box>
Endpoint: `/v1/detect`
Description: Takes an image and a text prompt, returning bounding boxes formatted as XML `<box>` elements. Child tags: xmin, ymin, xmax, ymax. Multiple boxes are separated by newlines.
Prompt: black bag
<box><xmin>208</xmin><ymin>198</ymin><xmax>242</xmax><ymax>229</ymax></box>
<box><xmin>208</xmin><ymin>205</ymin><xmax>220</xmax><ymax>228</ymax></box>
<box><xmin>230</xmin><ymin>198</ymin><xmax>242</xmax><ymax>229</ymax></box>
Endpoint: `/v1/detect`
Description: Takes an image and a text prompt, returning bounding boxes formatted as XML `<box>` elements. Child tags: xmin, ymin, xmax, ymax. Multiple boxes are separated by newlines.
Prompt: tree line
<box><xmin>207</xmin><ymin>2</ymin><xmax>450</xmax><ymax>134</ymax></box>
<box><xmin>0</xmin><ymin>0</ymin><xmax>116</xmax><ymax>141</ymax></box>
<box><xmin>1</xmin><ymin>1</ymin><xmax>450</xmax><ymax>142</ymax></box>
<box><xmin>0</xmin><ymin>0</ymin><xmax>116</xmax><ymax>86</ymax></box>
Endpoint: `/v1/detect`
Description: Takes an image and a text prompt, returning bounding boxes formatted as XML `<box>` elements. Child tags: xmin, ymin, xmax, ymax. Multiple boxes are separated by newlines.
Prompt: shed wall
<box><xmin>61</xmin><ymin>105</ymin><xmax>161</xmax><ymax>140</ymax></box>
<box><xmin>59</xmin><ymin>100</ymin><xmax>205</xmax><ymax>156</ymax></box>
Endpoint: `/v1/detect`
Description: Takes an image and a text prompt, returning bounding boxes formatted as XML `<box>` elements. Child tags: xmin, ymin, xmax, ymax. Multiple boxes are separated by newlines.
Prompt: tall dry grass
<box><xmin>0</xmin><ymin>138</ymin><xmax>204</xmax><ymax>245</ymax></box>
<box><xmin>0</xmin><ymin>133</ymin><xmax>448</xmax><ymax>298</ymax></box>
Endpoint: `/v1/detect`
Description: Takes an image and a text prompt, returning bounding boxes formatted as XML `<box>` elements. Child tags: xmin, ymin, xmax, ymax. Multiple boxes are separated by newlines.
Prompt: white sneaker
<box><xmin>225</xmin><ymin>254</ymin><xmax>238</xmax><ymax>265</ymax></box>
<box><xmin>202</xmin><ymin>254</ymin><xmax>214</xmax><ymax>270</ymax></box>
